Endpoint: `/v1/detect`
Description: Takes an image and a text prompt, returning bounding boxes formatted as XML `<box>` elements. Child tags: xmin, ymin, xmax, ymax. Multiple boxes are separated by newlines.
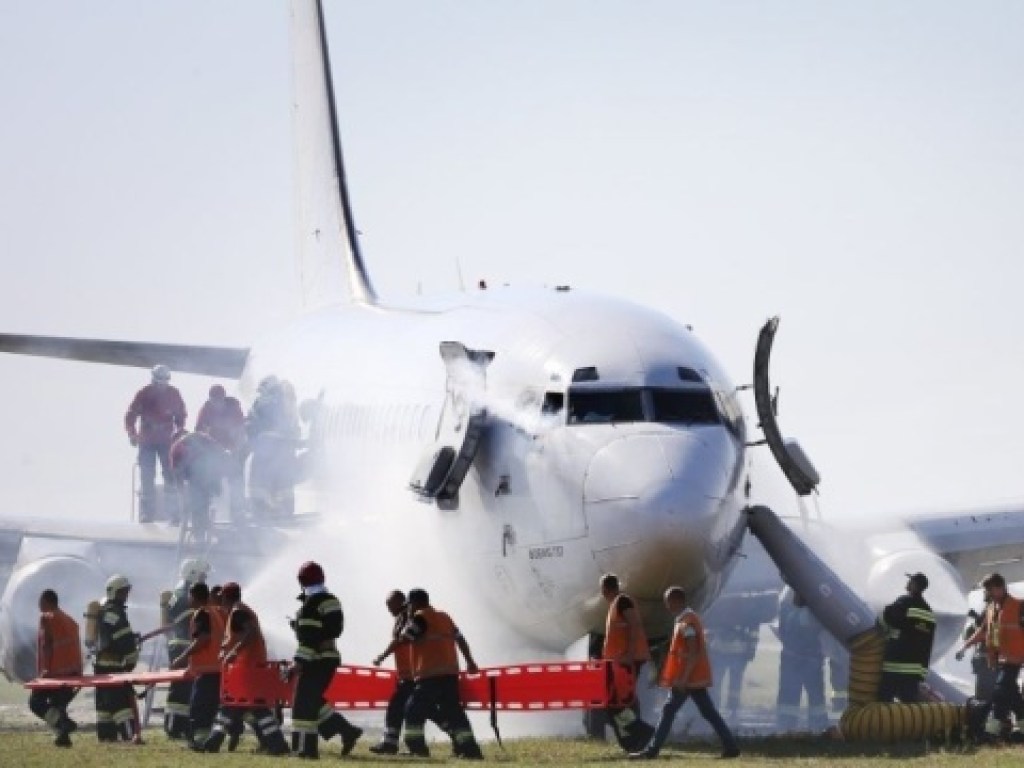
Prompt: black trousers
<box><xmin>607</xmin><ymin>661</ymin><xmax>654</xmax><ymax>753</ymax></box>
<box><xmin>992</xmin><ymin>663</ymin><xmax>1024</xmax><ymax>723</ymax></box>
<box><xmin>189</xmin><ymin>673</ymin><xmax>221</xmax><ymax>743</ymax></box>
<box><xmin>877</xmin><ymin>671</ymin><xmax>922</xmax><ymax>703</ymax></box>
<box><xmin>94</xmin><ymin>663</ymin><xmax>134</xmax><ymax>741</ymax></box>
<box><xmin>292</xmin><ymin>661</ymin><xmax>358</xmax><ymax>757</ymax></box>
<box><xmin>165</xmin><ymin>678</ymin><xmax>193</xmax><ymax>736</ymax></box>
<box><xmin>404</xmin><ymin>675</ymin><xmax>478</xmax><ymax>757</ymax></box>
<box><xmin>380</xmin><ymin>678</ymin><xmax>448</xmax><ymax>745</ymax></box>
<box><xmin>28</xmin><ymin>687</ymin><xmax>77</xmax><ymax>730</ymax></box>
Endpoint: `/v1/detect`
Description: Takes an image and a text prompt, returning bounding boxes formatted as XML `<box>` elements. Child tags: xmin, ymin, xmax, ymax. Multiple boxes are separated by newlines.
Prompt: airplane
<box><xmin>1</xmin><ymin>0</ymin><xmax>1023</xmax><ymax>708</ymax></box>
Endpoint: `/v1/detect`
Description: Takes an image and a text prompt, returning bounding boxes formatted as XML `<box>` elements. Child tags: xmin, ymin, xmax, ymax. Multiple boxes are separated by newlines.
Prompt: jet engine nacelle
<box><xmin>866</xmin><ymin>549</ymin><xmax>967</xmax><ymax>658</ymax></box>
<box><xmin>0</xmin><ymin>555</ymin><xmax>104</xmax><ymax>682</ymax></box>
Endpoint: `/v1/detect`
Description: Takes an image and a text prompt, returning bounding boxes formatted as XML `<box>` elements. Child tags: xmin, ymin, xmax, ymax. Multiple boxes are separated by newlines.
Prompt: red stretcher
<box><xmin>25</xmin><ymin>669</ymin><xmax>188</xmax><ymax>690</ymax></box>
<box><xmin>26</xmin><ymin>660</ymin><xmax>635</xmax><ymax>713</ymax></box>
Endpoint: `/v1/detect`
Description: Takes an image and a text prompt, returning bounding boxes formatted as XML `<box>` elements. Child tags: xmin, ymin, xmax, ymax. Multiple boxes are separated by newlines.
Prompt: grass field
<box><xmin>1</xmin><ymin>728</ymin><xmax>1022</xmax><ymax>768</ymax></box>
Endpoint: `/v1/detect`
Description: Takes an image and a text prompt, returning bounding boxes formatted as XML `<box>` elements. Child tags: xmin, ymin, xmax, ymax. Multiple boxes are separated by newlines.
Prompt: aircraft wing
<box><xmin>0</xmin><ymin>333</ymin><xmax>249</xmax><ymax>378</ymax></box>
<box><xmin>900</xmin><ymin>503</ymin><xmax>1024</xmax><ymax>588</ymax></box>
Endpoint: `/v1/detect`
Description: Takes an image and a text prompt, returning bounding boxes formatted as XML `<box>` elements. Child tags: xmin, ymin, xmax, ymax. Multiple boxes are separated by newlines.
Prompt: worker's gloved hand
<box><xmin>372</xmin><ymin>655</ymin><xmax>384</xmax><ymax>667</ymax></box>
<box><xmin>955</xmin><ymin>649</ymin><xmax>965</xmax><ymax>662</ymax></box>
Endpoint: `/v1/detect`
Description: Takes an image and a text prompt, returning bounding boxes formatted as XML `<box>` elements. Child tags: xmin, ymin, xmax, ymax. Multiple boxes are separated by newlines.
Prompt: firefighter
<box><xmin>401</xmin><ymin>588</ymin><xmax>483</xmax><ymax>759</ymax></box>
<box><xmin>288</xmin><ymin>561</ymin><xmax>362</xmax><ymax>759</ymax></box>
<box><xmin>775</xmin><ymin>590</ymin><xmax>828</xmax><ymax>731</ymax></box>
<box><xmin>196</xmin><ymin>384</ymin><xmax>248</xmax><ymax>521</ymax></box>
<box><xmin>170</xmin><ymin>428</ymin><xmax>229</xmax><ymax>536</ymax></box>
<box><xmin>28</xmin><ymin>589</ymin><xmax>82</xmax><ymax>747</ymax></box>
<box><xmin>201</xmin><ymin>582</ymin><xmax>289</xmax><ymax>755</ymax></box>
<box><xmin>246</xmin><ymin>376</ymin><xmax>301</xmax><ymax>519</ymax></box>
<box><xmin>170</xmin><ymin>581</ymin><xmax>225</xmax><ymax>749</ymax></box>
<box><xmin>708</xmin><ymin>619</ymin><xmax>759</xmax><ymax>717</ymax></box>
<box><xmin>162</xmin><ymin>558</ymin><xmax>208</xmax><ymax>739</ymax></box>
<box><xmin>599</xmin><ymin>573</ymin><xmax>655</xmax><ymax>753</ymax></box>
<box><xmin>93</xmin><ymin>574</ymin><xmax>141</xmax><ymax>743</ymax></box>
<box><xmin>878</xmin><ymin>572</ymin><xmax>936</xmax><ymax>703</ymax></box>
<box><xmin>628</xmin><ymin>586</ymin><xmax>740</xmax><ymax>760</ymax></box>
<box><xmin>371</xmin><ymin>590</ymin><xmax>451</xmax><ymax>755</ymax></box>
<box><xmin>957</xmin><ymin>600</ymin><xmax>998</xmax><ymax>700</ymax></box>
<box><xmin>957</xmin><ymin>573</ymin><xmax>1024</xmax><ymax>739</ymax></box>
<box><xmin>125</xmin><ymin>364</ymin><xmax>186</xmax><ymax>522</ymax></box>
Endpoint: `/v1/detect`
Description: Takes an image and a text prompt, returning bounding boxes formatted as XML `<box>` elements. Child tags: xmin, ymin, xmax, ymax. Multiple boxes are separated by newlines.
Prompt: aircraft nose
<box><xmin>583</xmin><ymin>431</ymin><xmax>733</xmax><ymax>596</ymax></box>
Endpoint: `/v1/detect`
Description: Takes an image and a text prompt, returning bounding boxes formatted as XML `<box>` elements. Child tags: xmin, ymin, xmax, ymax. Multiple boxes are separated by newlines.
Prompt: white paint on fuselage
<box><xmin>242</xmin><ymin>287</ymin><xmax>748</xmax><ymax>647</ymax></box>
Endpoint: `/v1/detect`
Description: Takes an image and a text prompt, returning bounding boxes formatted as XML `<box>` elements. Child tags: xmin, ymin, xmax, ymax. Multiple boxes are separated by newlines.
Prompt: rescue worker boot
<box><xmin>117</xmin><ymin>720</ymin><xmax>137</xmax><ymax>743</ymax></box>
<box><xmin>340</xmin><ymin>723</ymin><xmax>363</xmax><ymax>756</ymax></box>
<box><xmin>54</xmin><ymin>732</ymin><xmax>72</xmax><ymax>748</ymax></box>
<box><xmin>293</xmin><ymin>731</ymin><xmax>319</xmax><ymax>759</ymax></box>
<box><xmin>404</xmin><ymin>736</ymin><xmax>431</xmax><ymax>758</ymax></box>
<box><xmin>56</xmin><ymin>714</ymin><xmax>78</xmax><ymax>734</ymax></box>
<box><xmin>454</xmin><ymin>739</ymin><xmax>484</xmax><ymax>760</ymax></box>
<box><xmin>369</xmin><ymin>741</ymin><xmax>399</xmax><ymax>755</ymax></box>
<box><xmin>203</xmin><ymin>729</ymin><xmax>226</xmax><ymax>753</ymax></box>
<box><xmin>260</xmin><ymin>727</ymin><xmax>290</xmax><ymax>756</ymax></box>
<box><xmin>96</xmin><ymin>721</ymin><xmax>117</xmax><ymax>743</ymax></box>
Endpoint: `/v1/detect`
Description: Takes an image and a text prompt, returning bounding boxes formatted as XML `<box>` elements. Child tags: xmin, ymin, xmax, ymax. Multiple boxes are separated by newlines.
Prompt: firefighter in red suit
<box><xmin>196</xmin><ymin>385</ymin><xmax>247</xmax><ymax>520</ymax></box>
<box><xmin>125</xmin><ymin>364</ymin><xmax>186</xmax><ymax>522</ymax></box>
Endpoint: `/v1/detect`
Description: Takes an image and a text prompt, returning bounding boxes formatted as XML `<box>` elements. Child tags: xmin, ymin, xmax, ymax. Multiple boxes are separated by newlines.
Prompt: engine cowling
<box><xmin>0</xmin><ymin>556</ymin><xmax>105</xmax><ymax>682</ymax></box>
<box><xmin>865</xmin><ymin>549</ymin><xmax>967</xmax><ymax>659</ymax></box>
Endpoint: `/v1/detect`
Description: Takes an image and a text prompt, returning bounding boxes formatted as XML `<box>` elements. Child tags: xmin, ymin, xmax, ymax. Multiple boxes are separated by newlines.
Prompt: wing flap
<box><xmin>0</xmin><ymin>334</ymin><xmax>249</xmax><ymax>378</ymax></box>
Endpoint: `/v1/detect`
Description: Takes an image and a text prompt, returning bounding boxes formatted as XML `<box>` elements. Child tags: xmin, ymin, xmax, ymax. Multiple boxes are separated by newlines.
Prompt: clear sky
<box><xmin>0</xmin><ymin>1</ymin><xmax>1022</xmax><ymax>522</ymax></box>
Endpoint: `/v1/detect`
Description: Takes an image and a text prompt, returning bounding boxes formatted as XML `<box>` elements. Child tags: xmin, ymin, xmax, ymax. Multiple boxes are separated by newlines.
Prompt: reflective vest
<box><xmin>660</xmin><ymin>609</ymin><xmax>712</xmax><ymax>690</ymax></box>
<box><xmin>224</xmin><ymin>602</ymin><xmax>267</xmax><ymax>667</ymax></box>
<box><xmin>38</xmin><ymin>609</ymin><xmax>83</xmax><ymax>677</ymax></box>
<box><xmin>188</xmin><ymin>605</ymin><xmax>226</xmax><ymax>674</ymax></box>
<box><xmin>988</xmin><ymin>596</ymin><xmax>1024</xmax><ymax>665</ymax></box>
<box><xmin>602</xmin><ymin>593</ymin><xmax>651</xmax><ymax>663</ymax></box>
<box><xmin>392</xmin><ymin>610</ymin><xmax>413</xmax><ymax>681</ymax></box>
<box><xmin>410</xmin><ymin>607</ymin><xmax>460</xmax><ymax>680</ymax></box>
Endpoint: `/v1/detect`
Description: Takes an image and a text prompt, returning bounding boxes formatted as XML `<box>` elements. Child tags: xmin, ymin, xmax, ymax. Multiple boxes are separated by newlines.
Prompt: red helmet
<box><xmin>297</xmin><ymin>561</ymin><xmax>325</xmax><ymax>587</ymax></box>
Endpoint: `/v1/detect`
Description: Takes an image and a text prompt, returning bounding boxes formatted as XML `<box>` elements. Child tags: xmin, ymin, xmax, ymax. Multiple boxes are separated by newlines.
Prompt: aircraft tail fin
<box><xmin>0</xmin><ymin>334</ymin><xmax>249</xmax><ymax>378</ymax></box>
<box><xmin>290</xmin><ymin>0</ymin><xmax>377</xmax><ymax>309</ymax></box>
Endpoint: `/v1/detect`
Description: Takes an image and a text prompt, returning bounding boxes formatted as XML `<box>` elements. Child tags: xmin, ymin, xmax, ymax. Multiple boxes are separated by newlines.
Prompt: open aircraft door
<box><xmin>410</xmin><ymin>342</ymin><xmax>494</xmax><ymax>509</ymax></box>
<box><xmin>753</xmin><ymin>317</ymin><xmax>820</xmax><ymax>496</ymax></box>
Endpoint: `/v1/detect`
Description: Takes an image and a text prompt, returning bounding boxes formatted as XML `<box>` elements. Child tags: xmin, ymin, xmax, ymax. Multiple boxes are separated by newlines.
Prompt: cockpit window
<box><xmin>650</xmin><ymin>389</ymin><xmax>720</xmax><ymax>425</ymax></box>
<box><xmin>567</xmin><ymin>390</ymin><xmax>645</xmax><ymax>424</ymax></box>
<box><xmin>567</xmin><ymin>387</ymin><xmax>722</xmax><ymax>426</ymax></box>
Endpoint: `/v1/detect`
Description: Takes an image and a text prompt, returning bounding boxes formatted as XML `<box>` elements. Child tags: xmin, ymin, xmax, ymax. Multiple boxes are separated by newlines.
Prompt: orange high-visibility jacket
<box><xmin>659</xmin><ymin>609</ymin><xmax>713</xmax><ymax>690</ymax></box>
<box><xmin>410</xmin><ymin>607</ymin><xmax>460</xmax><ymax>680</ymax></box>
<box><xmin>188</xmin><ymin>605</ymin><xmax>226</xmax><ymax>674</ymax></box>
<box><xmin>224</xmin><ymin>603</ymin><xmax>267</xmax><ymax>667</ymax></box>
<box><xmin>38</xmin><ymin>609</ymin><xmax>83</xmax><ymax>677</ymax></box>
<box><xmin>603</xmin><ymin>593</ymin><xmax>650</xmax><ymax>663</ymax></box>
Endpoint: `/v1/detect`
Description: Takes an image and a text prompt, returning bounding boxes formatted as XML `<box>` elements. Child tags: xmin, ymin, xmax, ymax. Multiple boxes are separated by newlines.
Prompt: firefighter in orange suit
<box><xmin>201</xmin><ymin>583</ymin><xmax>288</xmax><ymax>754</ymax></box>
<box><xmin>629</xmin><ymin>587</ymin><xmax>740</xmax><ymax>760</ymax></box>
<box><xmin>599</xmin><ymin>573</ymin><xmax>655</xmax><ymax>753</ymax></box>
<box><xmin>371</xmin><ymin>590</ymin><xmax>450</xmax><ymax>755</ymax></box>
<box><xmin>401</xmin><ymin>588</ymin><xmax>483</xmax><ymax>759</ymax></box>
<box><xmin>288</xmin><ymin>561</ymin><xmax>362</xmax><ymax>759</ymax></box>
<box><xmin>28</xmin><ymin>589</ymin><xmax>83</xmax><ymax>747</ymax></box>
<box><xmin>170</xmin><ymin>581</ymin><xmax>225</xmax><ymax>749</ymax></box>
<box><xmin>958</xmin><ymin>572</ymin><xmax>1024</xmax><ymax>740</ymax></box>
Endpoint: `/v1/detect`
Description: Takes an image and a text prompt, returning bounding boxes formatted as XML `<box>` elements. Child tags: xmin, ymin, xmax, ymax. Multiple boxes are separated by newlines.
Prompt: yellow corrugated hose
<box><xmin>839</xmin><ymin>630</ymin><xmax>965</xmax><ymax>742</ymax></box>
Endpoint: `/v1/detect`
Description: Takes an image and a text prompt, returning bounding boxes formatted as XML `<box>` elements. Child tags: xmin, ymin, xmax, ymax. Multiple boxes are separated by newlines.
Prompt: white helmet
<box><xmin>179</xmin><ymin>558</ymin><xmax>210</xmax><ymax>584</ymax></box>
<box><xmin>105</xmin><ymin>574</ymin><xmax>131</xmax><ymax>599</ymax></box>
<box><xmin>152</xmin><ymin>364</ymin><xmax>171</xmax><ymax>383</ymax></box>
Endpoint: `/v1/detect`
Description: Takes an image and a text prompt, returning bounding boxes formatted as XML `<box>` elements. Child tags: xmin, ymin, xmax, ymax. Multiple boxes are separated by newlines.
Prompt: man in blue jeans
<box><xmin>630</xmin><ymin>587</ymin><xmax>739</xmax><ymax>760</ymax></box>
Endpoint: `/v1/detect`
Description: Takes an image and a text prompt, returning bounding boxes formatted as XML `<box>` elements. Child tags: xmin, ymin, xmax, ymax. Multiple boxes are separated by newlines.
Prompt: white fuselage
<box><xmin>243</xmin><ymin>286</ymin><xmax>749</xmax><ymax>648</ymax></box>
